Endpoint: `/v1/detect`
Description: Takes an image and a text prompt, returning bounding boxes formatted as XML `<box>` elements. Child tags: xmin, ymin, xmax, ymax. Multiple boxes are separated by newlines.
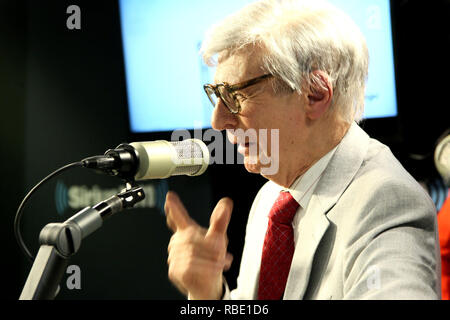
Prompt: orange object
<box><xmin>438</xmin><ymin>191</ymin><xmax>450</xmax><ymax>300</ymax></box>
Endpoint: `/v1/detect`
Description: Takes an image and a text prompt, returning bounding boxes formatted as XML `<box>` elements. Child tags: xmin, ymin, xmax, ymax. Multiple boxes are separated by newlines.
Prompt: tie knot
<box><xmin>269</xmin><ymin>191</ymin><xmax>299</xmax><ymax>225</ymax></box>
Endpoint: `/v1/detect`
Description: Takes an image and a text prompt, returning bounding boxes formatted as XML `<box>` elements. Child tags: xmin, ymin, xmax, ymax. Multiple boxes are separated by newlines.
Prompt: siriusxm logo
<box><xmin>55</xmin><ymin>180</ymin><xmax>169</xmax><ymax>216</ymax></box>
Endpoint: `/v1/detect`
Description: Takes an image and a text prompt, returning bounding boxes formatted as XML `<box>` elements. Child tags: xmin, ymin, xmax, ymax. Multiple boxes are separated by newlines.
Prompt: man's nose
<box><xmin>211</xmin><ymin>99</ymin><xmax>238</xmax><ymax>131</ymax></box>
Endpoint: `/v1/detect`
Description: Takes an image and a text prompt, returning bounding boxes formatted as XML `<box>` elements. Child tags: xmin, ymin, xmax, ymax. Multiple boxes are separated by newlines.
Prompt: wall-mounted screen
<box><xmin>119</xmin><ymin>0</ymin><xmax>397</xmax><ymax>133</ymax></box>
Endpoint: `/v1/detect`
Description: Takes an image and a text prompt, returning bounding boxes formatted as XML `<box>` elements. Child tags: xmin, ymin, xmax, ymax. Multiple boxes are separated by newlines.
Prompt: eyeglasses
<box><xmin>203</xmin><ymin>74</ymin><xmax>273</xmax><ymax>114</ymax></box>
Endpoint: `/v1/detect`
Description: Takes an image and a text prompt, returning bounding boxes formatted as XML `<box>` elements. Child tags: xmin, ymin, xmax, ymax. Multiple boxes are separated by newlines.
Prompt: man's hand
<box><xmin>165</xmin><ymin>191</ymin><xmax>233</xmax><ymax>300</ymax></box>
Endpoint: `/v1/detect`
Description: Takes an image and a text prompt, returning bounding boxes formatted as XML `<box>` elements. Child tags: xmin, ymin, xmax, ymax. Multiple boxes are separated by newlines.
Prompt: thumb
<box><xmin>224</xmin><ymin>252</ymin><xmax>233</xmax><ymax>271</ymax></box>
<box><xmin>165</xmin><ymin>191</ymin><xmax>195</xmax><ymax>232</ymax></box>
<box><xmin>206</xmin><ymin>197</ymin><xmax>233</xmax><ymax>239</ymax></box>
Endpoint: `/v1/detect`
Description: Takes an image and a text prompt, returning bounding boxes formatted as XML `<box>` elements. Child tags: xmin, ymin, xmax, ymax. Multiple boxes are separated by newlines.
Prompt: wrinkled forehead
<box><xmin>214</xmin><ymin>46</ymin><xmax>266</xmax><ymax>85</ymax></box>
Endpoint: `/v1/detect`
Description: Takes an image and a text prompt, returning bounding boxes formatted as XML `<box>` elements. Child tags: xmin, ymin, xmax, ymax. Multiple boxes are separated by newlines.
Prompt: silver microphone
<box><xmin>130</xmin><ymin>139</ymin><xmax>210</xmax><ymax>180</ymax></box>
<box><xmin>435</xmin><ymin>134</ymin><xmax>450</xmax><ymax>187</ymax></box>
<box><xmin>82</xmin><ymin>139</ymin><xmax>210</xmax><ymax>181</ymax></box>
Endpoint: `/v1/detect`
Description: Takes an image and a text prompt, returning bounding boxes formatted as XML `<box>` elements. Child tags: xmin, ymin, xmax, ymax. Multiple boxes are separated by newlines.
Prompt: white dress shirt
<box><xmin>222</xmin><ymin>145</ymin><xmax>338</xmax><ymax>299</ymax></box>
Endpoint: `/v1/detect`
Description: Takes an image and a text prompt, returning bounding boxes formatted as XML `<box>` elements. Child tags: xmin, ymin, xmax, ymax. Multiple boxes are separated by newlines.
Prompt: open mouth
<box><xmin>238</xmin><ymin>142</ymin><xmax>255</xmax><ymax>156</ymax></box>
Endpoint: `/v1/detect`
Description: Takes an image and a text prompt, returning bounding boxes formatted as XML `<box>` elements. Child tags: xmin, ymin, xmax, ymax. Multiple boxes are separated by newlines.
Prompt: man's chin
<box><xmin>243</xmin><ymin>157</ymin><xmax>261</xmax><ymax>174</ymax></box>
<box><xmin>243</xmin><ymin>156</ymin><xmax>280</xmax><ymax>180</ymax></box>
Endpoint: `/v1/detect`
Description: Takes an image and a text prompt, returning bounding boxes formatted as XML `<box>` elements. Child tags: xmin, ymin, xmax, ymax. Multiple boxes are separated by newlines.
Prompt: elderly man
<box><xmin>165</xmin><ymin>0</ymin><xmax>440</xmax><ymax>300</ymax></box>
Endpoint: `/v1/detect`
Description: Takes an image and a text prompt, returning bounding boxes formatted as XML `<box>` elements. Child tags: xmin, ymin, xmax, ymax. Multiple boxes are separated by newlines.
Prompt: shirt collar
<box><xmin>278</xmin><ymin>146</ymin><xmax>338</xmax><ymax>209</ymax></box>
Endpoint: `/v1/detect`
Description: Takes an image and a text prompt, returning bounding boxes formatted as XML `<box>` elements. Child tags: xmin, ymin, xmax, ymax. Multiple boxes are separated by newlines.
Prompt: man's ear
<box><xmin>305</xmin><ymin>71</ymin><xmax>333</xmax><ymax>120</ymax></box>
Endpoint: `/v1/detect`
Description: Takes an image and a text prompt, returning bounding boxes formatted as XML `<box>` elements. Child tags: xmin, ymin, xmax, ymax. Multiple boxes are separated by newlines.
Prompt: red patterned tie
<box><xmin>258</xmin><ymin>191</ymin><xmax>299</xmax><ymax>300</ymax></box>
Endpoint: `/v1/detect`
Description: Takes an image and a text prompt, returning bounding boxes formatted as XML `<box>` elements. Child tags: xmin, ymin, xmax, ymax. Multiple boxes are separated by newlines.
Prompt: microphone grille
<box><xmin>170</xmin><ymin>139</ymin><xmax>209</xmax><ymax>176</ymax></box>
<box><xmin>435</xmin><ymin>134</ymin><xmax>450</xmax><ymax>186</ymax></box>
<box><xmin>172</xmin><ymin>140</ymin><xmax>203</xmax><ymax>159</ymax></box>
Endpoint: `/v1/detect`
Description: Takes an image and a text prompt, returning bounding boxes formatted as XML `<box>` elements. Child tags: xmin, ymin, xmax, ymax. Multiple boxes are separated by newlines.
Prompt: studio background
<box><xmin>1</xmin><ymin>0</ymin><xmax>449</xmax><ymax>300</ymax></box>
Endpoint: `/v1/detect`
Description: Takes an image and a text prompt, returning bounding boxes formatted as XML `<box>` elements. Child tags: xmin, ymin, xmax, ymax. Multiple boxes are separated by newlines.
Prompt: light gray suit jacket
<box><xmin>228</xmin><ymin>123</ymin><xmax>441</xmax><ymax>300</ymax></box>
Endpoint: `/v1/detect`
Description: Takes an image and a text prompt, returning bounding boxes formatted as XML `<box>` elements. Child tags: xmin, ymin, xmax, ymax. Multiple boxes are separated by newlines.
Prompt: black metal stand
<box><xmin>19</xmin><ymin>185</ymin><xmax>145</xmax><ymax>300</ymax></box>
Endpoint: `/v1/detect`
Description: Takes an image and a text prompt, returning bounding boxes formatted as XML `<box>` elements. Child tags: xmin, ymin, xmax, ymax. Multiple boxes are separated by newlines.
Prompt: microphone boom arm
<box><xmin>19</xmin><ymin>185</ymin><xmax>145</xmax><ymax>300</ymax></box>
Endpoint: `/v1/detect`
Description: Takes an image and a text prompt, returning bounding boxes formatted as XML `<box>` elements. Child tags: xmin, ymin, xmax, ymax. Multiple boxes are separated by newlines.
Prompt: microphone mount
<box><xmin>82</xmin><ymin>143</ymin><xmax>139</xmax><ymax>182</ymax></box>
<box><xmin>19</xmin><ymin>184</ymin><xmax>145</xmax><ymax>300</ymax></box>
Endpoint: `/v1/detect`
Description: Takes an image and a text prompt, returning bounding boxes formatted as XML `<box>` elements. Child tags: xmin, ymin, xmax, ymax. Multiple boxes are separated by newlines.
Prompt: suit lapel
<box><xmin>235</xmin><ymin>184</ymin><xmax>280</xmax><ymax>299</ymax></box>
<box><xmin>283</xmin><ymin>201</ymin><xmax>330</xmax><ymax>299</ymax></box>
<box><xmin>283</xmin><ymin>123</ymin><xmax>370</xmax><ymax>300</ymax></box>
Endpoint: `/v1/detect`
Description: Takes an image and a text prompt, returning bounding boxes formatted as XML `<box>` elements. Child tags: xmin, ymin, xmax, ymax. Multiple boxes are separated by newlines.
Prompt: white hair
<box><xmin>201</xmin><ymin>0</ymin><xmax>369</xmax><ymax>123</ymax></box>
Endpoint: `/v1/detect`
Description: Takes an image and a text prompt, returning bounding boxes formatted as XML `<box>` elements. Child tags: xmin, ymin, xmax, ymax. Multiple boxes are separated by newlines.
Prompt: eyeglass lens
<box><xmin>205</xmin><ymin>86</ymin><xmax>239</xmax><ymax>113</ymax></box>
